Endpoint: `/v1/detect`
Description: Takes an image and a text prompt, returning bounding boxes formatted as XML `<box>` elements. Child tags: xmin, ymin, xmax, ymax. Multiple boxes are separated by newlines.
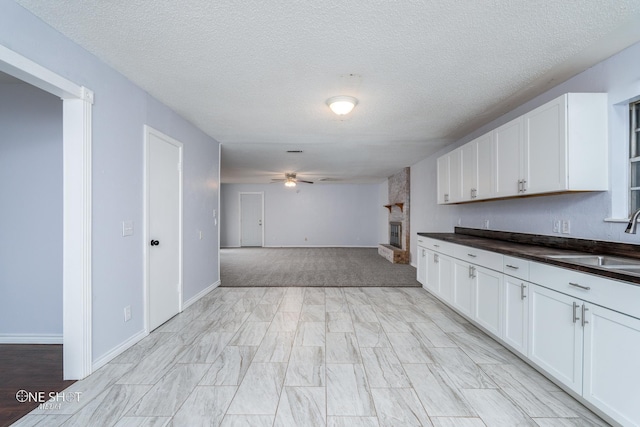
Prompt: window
<box><xmin>630</xmin><ymin>100</ymin><xmax>640</xmax><ymax>215</ymax></box>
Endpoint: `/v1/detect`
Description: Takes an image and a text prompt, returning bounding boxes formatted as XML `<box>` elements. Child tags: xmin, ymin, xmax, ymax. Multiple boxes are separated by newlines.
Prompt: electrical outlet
<box><xmin>483</xmin><ymin>219</ymin><xmax>490</xmax><ymax>229</ymax></box>
<box><xmin>124</xmin><ymin>306</ymin><xmax>131</xmax><ymax>322</ymax></box>
<box><xmin>198</xmin><ymin>230</ymin><xmax>203</xmax><ymax>240</ymax></box>
<box><xmin>553</xmin><ymin>220</ymin><xmax>560</xmax><ymax>233</ymax></box>
<box><xmin>457</xmin><ymin>218</ymin><xmax>462</xmax><ymax>226</ymax></box>
<box><xmin>561</xmin><ymin>220</ymin><xmax>571</xmax><ymax>234</ymax></box>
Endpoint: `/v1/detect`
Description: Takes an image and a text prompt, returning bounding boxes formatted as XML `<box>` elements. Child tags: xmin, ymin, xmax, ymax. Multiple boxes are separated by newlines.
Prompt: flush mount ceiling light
<box><xmin>326</xmin><ymin>95</ymin><xmax>358</xmax><ymax>115</ymax></box>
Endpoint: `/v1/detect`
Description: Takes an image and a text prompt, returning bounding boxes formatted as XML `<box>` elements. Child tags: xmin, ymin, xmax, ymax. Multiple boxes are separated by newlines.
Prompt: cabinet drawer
<box><xmin>529</xmin><ymin>261</ymin><xmax>640</xmax><ymax>320</ymax></box>
<box><xmin>422</xmin><ymin>237</ymin><xmax>456</xmax><ymax>257</ymax></box>
<box><xmin>503</xmin><ymin>256</ymin><xmax>530</xmax><ymax>280</ymax></box>
<box><xmin>454</xmin><ymin>245</ymin><xmax>503</xmax><ymax>271</ymax></box>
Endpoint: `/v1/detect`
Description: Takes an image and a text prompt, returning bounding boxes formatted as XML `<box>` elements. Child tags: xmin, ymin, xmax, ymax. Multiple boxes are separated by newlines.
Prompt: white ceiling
<box><xmin>16</xmin><ymin>1</ymin><xmax>640</xmax><ymax>184</ymax></box>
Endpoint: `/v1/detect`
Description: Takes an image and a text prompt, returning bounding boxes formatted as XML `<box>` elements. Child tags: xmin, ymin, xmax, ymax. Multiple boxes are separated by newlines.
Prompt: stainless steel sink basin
<box><xmin>546</xmin><ymin>254</ymin><xmax>640</xmax><ymax>269</ymax></box>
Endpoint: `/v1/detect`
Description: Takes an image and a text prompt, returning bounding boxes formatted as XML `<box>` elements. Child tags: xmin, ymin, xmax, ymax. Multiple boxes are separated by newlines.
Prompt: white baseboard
<box><xmin>183</xmin><ymin>280</ymin><xmax>220</xmax><ymax>310</ymax></box>
<box><xmin>92</xmin><ymin>329</ymin><xmax>147</xmax><ymax>372</ymax></box>
<box><xmin>0</xmin><ymin>334</ymin><xmax>63</xmax><ymax>344</ymax></box>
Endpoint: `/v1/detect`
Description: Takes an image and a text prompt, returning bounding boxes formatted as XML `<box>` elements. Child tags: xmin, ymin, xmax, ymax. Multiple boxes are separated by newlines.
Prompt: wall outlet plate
<box><xmin>124</xmin><ymin>306</ymin><xmax>131</xmax><ymax>322</ymax></box>
<box><xmin>553</xmin><ymin>220</ymin><xmax>560</xmax><ymax>233</ymax></box>
<box><xmin>562</xmin><ymin>220</ymin><xmax>571</xmax><ymax>234</ymax></box>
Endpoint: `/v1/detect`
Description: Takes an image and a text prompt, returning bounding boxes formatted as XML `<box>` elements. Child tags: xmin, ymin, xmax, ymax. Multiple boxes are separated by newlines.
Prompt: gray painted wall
<box><xmin>1</xmin><ymin>2</ymin><xmax>221</xmax><ymax>362</ymax></box>
<box><xmin>0</xmin><ymin>82</ymin><xmax>63</xmax><ymax>339</ymax></box>
<box><xmin>409</xmin><ymin>40</ymin><xmax>640</xmax><ymax>265</ymax></box>
<box><xmin>221</xmin><ymin>183</ymin><xmax>382</xmax><ymax>247</ymax></box>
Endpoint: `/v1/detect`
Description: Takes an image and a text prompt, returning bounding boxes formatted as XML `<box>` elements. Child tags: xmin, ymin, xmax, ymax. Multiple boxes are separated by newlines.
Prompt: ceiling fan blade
<box><xmin>297</xmin><ymin>180</ymin><xmax>314</xmax><ymax>184</ymax></box>
<box><xmin>271</xmin><ymin>179</ymin><xmax>285</xmax><ymax>182</ymax></box>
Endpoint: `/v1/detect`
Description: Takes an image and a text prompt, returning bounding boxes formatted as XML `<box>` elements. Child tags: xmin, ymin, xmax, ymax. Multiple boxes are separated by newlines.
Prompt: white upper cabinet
<box><xmin>460</xmin><ymin>131</ymin><xmax>493</xmax><ymax>201</ymax></box>
<box><xmin>437</xmin><ymin>93</ymin><xmax>608</xmax><ymax>204</ymax></box>
<box><xmin>437</xmin><ymin>148</ymin><xmax>462</xmax><ymax>204</ymax></box>
<box><xmin>494</xmin><ymin>117</ymin><xmax>524</xmax><ymax>198</ymax></box>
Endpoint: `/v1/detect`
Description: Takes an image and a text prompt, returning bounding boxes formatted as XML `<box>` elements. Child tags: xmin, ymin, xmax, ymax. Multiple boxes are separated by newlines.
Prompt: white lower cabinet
<box><xmin>416</xmin><ymin>245</ymin><xmax>427</xmax><ymax>286</ymax></box>
<box><xmin>416</xmin><ymin>237</ymin><xmax>640</xmax><ymax>426</ymax></box>
<box><xmin>453</xmin><ymin>260</ymin><xmax>474</xmax><ymax>317</ymax></box>
<box><xmin>438</xmin><ymin>255</ymin><xmax>455</xmax><ymax>304</ymax></box>
<box><xmin>472</xmin><ymin>265</ymin><xmax>502</xmax><ymax>337</ymax></box>
<box><xmin>583</xmin><ymin>304</ymin><xmax>640</xmax><ymax>426</ymax></box>
<box><xmin>503</xmin><ymin>275</ymin><xmax>529</xmax><ymax>356</ymax></box>
<box><xmin>528</xmin><ymin>284</ymin><xmax>583</xmax><ymax>394</ymax></box>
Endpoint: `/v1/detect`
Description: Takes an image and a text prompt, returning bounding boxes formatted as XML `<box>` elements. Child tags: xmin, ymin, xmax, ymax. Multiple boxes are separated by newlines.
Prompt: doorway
<box><xmin>240</xmin><ymin>192</ymin><xmax>264</xmax><ymax>247</ymax></box>
<box><xmin>145</xmin><ymin>126</ymin><xmax>183</xmax><ymax>331</ymax></box>
<box><xmin>0</xmin><ymin>44</ymin><xmax>93</xmax><ymax>380</ymax></box>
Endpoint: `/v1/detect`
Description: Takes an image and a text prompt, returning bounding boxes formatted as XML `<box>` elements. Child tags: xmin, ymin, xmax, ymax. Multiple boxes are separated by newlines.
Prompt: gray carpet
<box><xmin>220</xmin><ymin>247</ymin><xmax>421</xmax><ymax>287</ymax></box>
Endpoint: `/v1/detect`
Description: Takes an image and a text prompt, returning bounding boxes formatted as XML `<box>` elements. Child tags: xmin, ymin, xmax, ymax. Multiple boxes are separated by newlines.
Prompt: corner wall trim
<box><xmin>91</xmin><ymin>329</ymin><xmax>147</xmax><ymax>372</ymax></box>
<box><xmin>183</xmin><ymin>280</ymin><xmax>221</xmax><ymax>310</ymax></box>
<box><xmin>0</xmin><ymin>334</ymin><xmax>63</xmax><ymax>344</ymax></box>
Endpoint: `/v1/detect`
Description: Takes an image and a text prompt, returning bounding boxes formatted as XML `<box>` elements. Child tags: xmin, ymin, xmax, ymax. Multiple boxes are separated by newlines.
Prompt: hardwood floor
<box><xmin>0</xmin><ymin>344</ymin><xmax>75</xmax><ymax>427</ymax></box>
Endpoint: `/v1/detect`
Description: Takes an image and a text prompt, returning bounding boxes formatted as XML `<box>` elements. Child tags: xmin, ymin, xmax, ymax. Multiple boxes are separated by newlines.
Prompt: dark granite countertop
<box><xmin>417</xmin><ymin>227</ymin><xmax>640</xmax><ymax>285</ymax></box>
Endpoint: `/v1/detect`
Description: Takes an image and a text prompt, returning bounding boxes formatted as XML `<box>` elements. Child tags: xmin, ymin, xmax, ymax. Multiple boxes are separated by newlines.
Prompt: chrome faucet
<box><xmin>625</xmin><ymin>208</ymin><xmax>640</xmax><ymax>234</ymax></box>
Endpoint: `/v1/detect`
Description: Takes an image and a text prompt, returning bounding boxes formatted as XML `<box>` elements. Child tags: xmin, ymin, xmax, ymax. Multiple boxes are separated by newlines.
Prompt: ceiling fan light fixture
<box><xmin>326</xmin><ymin>95</ymin><xmax>358</xmax><ymax>115</ymax></box>
<box><xmin>284</xmin><ymin>178</ymin><xmax>296</xmax><ymax>187</ymax></box>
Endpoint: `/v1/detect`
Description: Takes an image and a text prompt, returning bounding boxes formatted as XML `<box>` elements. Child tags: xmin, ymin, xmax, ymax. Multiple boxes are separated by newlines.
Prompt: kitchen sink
<box><xmin>546</xmin><ymin>254</ymin><xmax>640</xmax><ymax>269</ymax></box>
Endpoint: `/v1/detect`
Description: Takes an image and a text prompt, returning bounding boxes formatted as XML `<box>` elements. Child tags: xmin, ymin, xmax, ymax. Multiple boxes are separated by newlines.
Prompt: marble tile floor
<box><xmin>14</xmin><ymin>287</ymin><xmax>610</xmax><ymax>427</ymax></box>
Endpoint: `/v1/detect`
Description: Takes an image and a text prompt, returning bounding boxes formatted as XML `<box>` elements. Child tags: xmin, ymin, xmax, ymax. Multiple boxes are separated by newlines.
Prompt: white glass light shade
<box><xmin>326</xmin><ymin>96</ymin><xmax>358</xmax><ymax>115</ymax></box>
<box><xmin>285</xmin><ymin>180</ymin><xmax>296</xmax><ymax>187</ymax></box>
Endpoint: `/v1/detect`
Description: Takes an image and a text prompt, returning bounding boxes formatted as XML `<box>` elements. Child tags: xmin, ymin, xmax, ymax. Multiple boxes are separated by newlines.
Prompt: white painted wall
<box><xmin>409</xmin><ymin>41</ymin><xmax>640</xmax><ymax>265</ymax></box>
<box><xmin>0</xmin><ymin>82</ymin><xmax>63</xmax><ymax>341</ymax></box>
<box><xmin>0</xmin><ymin>2</ymin><xmax>220</xmax><ymax>363</ymax></box>
<box><xmin>221</xmin><ymin>183</ymin><xmax>382</xmax><ymax>247</ymax></box>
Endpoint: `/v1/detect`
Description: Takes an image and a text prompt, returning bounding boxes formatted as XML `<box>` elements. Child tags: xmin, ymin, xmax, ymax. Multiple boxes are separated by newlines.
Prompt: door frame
<box><xmin>143</xmin><ymin>125</ymin><xmax>184</xmax><ymax>333</ymax></box>
<box><xmin>0</xmin><ymin>45</ymin><xmax>94</xmax><ymax>380</ymax></box>
<box><xmin>239</xmin><ymin>192</ymin><xmax>264</xmax><ymax>247</ymax></box>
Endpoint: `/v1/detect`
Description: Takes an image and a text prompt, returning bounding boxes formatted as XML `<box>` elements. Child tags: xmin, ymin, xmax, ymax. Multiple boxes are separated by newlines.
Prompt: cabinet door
<box><xmin>417</xmin><ymin>246</ymin><xmax>427</xmax><ymax>286</ymax></box>
<box><xmin>461</xmin><ymin>142</ymin><xmax>477</xmax><ymax>202</ymax></box>
<box><xmin>448</xmin><ymin>149</ymin><xmax>462</xmax><ymax>203</ymax></box>
<box><xmin>503</xmin><ymin>276</ymin><xmax>529</xmax><ymax>356</ymax></box>
<box><xmin>523</xmin><ymin>95</ymin><xmax>567</xmax><ymax>193</ymax></box>
<box><xmin>438</xmin><ymin>255</ymin><xmax>454</xmax><ymax>303</ymax></box>
<box><xmin>528</xmin><ymin>284</ymin><xmax>583</xmax><ymax>394</ymax></box>
<box><xmin>437</xmin><ymin>155</ymin><xmax>450</xmax><ymax>204</ymax></box>
<box><xmin>453</xmin><ymin>260</ymin><xmax>473</xmax><ymax>317</ymax></box>
<box><xmin>475</xmin><ymin>131</ymin><xmax>493</xmax><ymax>199</ymax></box>
<box><xmin>425</xmin><ymin>250</ymin><xmax>440</xmax><ymax>294</ymax></box>
<box><xmin>583</xmin><ymin>304</ymin><xmax>640</xmax><ymax>426</ymax></box>
<box><xmin>472</xmin><ymin>265</ymin><xmax>502</xmax><ymax>337</ymax></box>
<box><xmin>493</xmin><ymin>117</ymin><xmax>523</xmax><ymax>198</ymax></box>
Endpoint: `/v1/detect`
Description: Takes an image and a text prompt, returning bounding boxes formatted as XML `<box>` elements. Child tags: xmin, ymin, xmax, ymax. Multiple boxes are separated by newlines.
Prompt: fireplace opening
<box><xmin>390</xmin><ymin>222</ymin><xmax>402</xmax><ymax>248</ymax></box>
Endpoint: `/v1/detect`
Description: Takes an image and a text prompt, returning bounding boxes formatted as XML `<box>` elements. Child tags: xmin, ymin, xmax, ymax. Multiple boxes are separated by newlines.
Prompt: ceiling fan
<box><xmin>271</xmin><ymin>172</ymin><xmax>314</xmax><ymax>187</ymax></box>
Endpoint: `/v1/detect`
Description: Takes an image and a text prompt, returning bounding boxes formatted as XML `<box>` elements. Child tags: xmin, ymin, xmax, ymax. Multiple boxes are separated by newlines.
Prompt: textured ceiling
<box><xmin>16</xmin><ymin>0</ymin><xmax>640</xmax><ymax>183</ymax></box>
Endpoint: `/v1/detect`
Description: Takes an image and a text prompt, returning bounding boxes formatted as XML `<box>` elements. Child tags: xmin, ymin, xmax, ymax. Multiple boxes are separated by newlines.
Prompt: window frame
<box><xmin>630</xmin><ymin>100</ymin><xmax>640</xmax><ymax>216</ymax></box>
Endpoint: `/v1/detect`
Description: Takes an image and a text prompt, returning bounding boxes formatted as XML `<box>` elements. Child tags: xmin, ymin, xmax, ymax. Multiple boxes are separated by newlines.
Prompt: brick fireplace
<box><xmin>378</xmin><ymin>167</ymin><xmax>410</xmax><ymax>264</ymax></box>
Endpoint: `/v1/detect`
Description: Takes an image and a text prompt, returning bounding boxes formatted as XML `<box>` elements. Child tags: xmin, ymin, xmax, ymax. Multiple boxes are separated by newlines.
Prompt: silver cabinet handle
<box><xmin>421</xmin><ymin>249</ymin><xmax>426</xmax><ymax>257</ymax></box>
<box><xmin>569</xmin><ymin>282</ymin><xmax>591</xmax><ymax>291</ymax></box>
<box><xmin>471</xmin><ymin>266</ymin><xmax>476</xmax><ymax>278</ymax></box>
<box><xmin>434</xmin><ymin>254</ymin><xmax>439</xmax><ymax>263</ymax></box>
<box><xmin>520</xmin><ymin>283</ymin><xmax>526</xmax><ymax>300</ymax></box>
<box><xmin>522</xmin><ymin>180</ymin><xmax>527</xmax><ymax>192</ymax></box>
<box><xmin>572</xmin><ymin>301</ymin><xmax>579</xmax><ymax>323</ymax></box>
<box><xmin>518</xmin><ymin>180</ymin><xmax>523</xmax><ymax>192</ymax></box>
<box><xmin>444</xmin><ymin>194</ymin><xmax>449</xmax><ymax>202</ymax></box>
<box><xmin>418</xmin><ymin>239</ymin><xmax>423</xmax><ymax>243</ymax></box>
<box><xmin>581</xmin><ymin>305</ymin><xmax>589</xmax><ymax>327</ymax></box>
<box><xmin>433</xmin><ymin>244</ymin><xmax>440</xmax><ymax>248</ymax></box>
<box><xmin>467</xmin><ymin>253</ymin><xmax>477</xmax><ymax>258</ymax></box>
<box><xmin>505</xmin><ymin>264</ymin><xmax>519</xmax><ymax>270</ymax></box>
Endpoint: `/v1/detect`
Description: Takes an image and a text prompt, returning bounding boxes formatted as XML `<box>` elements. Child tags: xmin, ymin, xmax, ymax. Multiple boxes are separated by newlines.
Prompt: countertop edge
<box><xmin>417</xmin><ymin>231</ymin><xmax>640</xmax><ymax>286</ymax></box>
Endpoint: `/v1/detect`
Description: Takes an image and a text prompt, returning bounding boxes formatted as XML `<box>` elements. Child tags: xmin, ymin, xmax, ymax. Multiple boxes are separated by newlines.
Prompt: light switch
<box><xmin>122</xmin><ymin>220</ymin><xmax>134</xmax><ymax>237</ymax></box>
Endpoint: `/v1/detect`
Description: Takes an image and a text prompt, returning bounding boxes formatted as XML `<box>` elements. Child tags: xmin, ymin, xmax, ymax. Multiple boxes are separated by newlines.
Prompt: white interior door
<box><xmin>240</xmin><ymin>193</ymin><xmax>263</xmax><ymax>247</ymax></box>
<box><xmin>146</xmin><ymin>126</ymin><xmax>182</xmax><ymax>331</ymax></box>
